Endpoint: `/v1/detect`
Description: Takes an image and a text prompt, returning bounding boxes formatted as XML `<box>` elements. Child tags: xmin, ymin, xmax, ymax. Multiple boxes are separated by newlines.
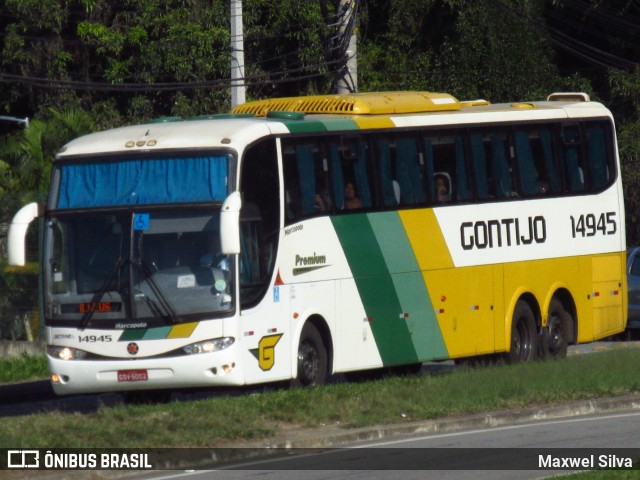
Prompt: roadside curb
<box><xmin>235</xmin><ymin>392</ymin><xmax>640</xmax><ymax>449</ymax></box>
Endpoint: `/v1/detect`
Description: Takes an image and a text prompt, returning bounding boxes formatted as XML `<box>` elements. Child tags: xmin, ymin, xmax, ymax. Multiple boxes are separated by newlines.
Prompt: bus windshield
<box><xmin>44</xmin><ymin>208</ymin><xmax>234</xmax><ymax>328</ymax></box>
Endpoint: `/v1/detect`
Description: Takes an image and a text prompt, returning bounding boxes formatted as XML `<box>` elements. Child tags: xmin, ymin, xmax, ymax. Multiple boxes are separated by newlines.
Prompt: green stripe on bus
<box><xmin>280</xmin><ymin>120</ymin><xmax>328</xmax><ymax>133</ymax></box>
<box><xmin>332</xmin><ymin>214</ymin><xmax>418</xmax><ymax>366</ymax></box>
<box><xmin>142</xmin><ymin>326</ymin><xmax>172</xmax><ymax>340</ymax></box>
<box><xmin>119</xmin><ymin>329</ymin><xmax>146</xmax><ymax>341</ymax></box>
<box><xmin>367</xmin><ymin>212</ymin><xmax>448</xmax><ymax>360</ymax></box>
<box><xmin>321</xmin><ymin>118</ymin><xmax>360</xmax><ymax>131</ymax></box>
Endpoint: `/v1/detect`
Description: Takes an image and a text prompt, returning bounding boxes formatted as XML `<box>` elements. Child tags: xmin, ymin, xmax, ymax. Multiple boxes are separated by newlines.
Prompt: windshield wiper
<box><xmin>132</xmin><ymin>259</ymin><xmax>179</xmax><ymax>324</ymax></box>
<box><xmin>78</xmin><ymin>257</ymin><xmax>126</xmax><ymax>331</ymax></box>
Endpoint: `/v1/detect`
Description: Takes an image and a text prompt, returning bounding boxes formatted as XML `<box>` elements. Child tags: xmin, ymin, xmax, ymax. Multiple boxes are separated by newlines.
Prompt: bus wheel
<box><xmin>507</xmin><ymin>300</ymin><xmax>537</xmax><ymax>363</ymax></box>
<box><xmin>539</xmin><ymin>298</ymin><xmax>569</xmax><ymax>360</ymax></box>
<box><xmin>292</xmin><ymin>323</ymin><xmax>328</xmax><ymax>387</ymax></box>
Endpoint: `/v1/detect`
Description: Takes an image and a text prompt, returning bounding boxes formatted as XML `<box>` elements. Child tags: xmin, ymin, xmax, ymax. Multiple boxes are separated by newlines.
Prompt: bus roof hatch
<box><xmin>232</xmin><ymin>91</ymin><xmax>462</xmax><ymax>116</ymax></box>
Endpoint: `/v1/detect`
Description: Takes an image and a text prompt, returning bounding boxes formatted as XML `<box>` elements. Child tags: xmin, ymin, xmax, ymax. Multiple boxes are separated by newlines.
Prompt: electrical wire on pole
<box><xmin>337</xmin><ymin>0</ymin><xmax>357</xmax><ymax>93</ymax></box>
<box><xmin>322</xmin><ymin>0</ymin><xmax>359</xmax><ymax>94</ymax></box>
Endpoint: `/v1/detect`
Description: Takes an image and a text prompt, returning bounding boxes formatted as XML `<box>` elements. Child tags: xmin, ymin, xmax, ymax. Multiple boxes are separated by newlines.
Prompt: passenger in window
<box><xmin>343</xmin><ymin>181</ymin><xmax>363</xmax><ymax>209</ymax></box>
<box><xmin>434</xmin><ymin>174</ymin><xmax>450</xmax><ymax>203</ymax></box>
<box><xmin>314</xmin><ymin>182</ymin><xmax>332</xmax><ymax>212</ymax></box>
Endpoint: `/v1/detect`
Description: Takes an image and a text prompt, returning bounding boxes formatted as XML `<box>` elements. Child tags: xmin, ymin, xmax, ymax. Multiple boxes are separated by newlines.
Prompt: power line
<box><xmin>0</xmin><ymin>55</ymin><xmax>344</xmax><ymax>92</ymax></box>
<box><xmin>490</xmin><ymin>0</ymin><xmax>638</xmax><ymax>71</ymax></box>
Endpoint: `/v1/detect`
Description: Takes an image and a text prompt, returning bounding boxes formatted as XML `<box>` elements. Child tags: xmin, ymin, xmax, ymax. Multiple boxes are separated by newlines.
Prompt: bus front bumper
<box><xmin>47</xmin><ymin>345</ymin><xmax>244</xmax><ymax>395</ymax></box>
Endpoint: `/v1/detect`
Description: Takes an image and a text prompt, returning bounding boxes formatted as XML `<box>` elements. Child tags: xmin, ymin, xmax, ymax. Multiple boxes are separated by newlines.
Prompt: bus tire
<box><xmin>292</xmin><ymin>323</ymin><xmax>328</xmax><ymax>387</ymax></box>
<box><xmin>539</xmin><ymin>298</ymin><xmax>570</xmax><ymax>360</ymax></box>
<box><xmin>506</xmin><ymin>300</ymin><xmax>537</xmax><ymax>363</ymax></box>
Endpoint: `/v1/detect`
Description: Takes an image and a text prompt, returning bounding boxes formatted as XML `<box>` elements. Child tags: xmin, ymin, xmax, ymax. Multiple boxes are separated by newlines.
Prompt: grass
<box><xmin>564</xmin><ymin>468</ymin><xmax>640</xmax><ymax>479</ymax></box>
<box><xmin>2</xmin><ymin>349</ymin><xmax>640</xmax><ymax>449</ymax></box>
<box><xmin>0</xmin><ymin>353</ymin><xmax>48</xmax><ymax>384</ymax></box>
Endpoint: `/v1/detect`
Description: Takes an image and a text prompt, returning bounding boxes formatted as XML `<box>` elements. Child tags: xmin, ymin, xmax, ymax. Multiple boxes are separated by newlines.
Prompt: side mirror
<box><xmin>8</xmin><ymin>202</ymin><xmax>42</xmax><ymax>266</ymax></box>
<box><xmin>220</xmin><ymin>191</ymin><xmax>242</xmax><ymax>255</ymax></box>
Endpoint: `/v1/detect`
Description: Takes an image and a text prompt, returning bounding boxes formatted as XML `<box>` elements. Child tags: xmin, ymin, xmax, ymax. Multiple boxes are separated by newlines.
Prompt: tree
<box><xmin>0</xmin><ymin>0</ymin><xmax>333</xmax><ymax>120</ymax></box>
<box><xmin>0</xmin><ymin>108</ymin><xmax>94</xmax><ymax>202</ymax></box>
<box><xmin>544</xmin><ymin>0</ymin><xmax>640</xmax><ymax>245</ymax></box>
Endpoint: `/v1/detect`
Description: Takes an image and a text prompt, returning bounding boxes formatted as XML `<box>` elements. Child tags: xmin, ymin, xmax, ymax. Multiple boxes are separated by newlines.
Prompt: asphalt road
<box><xmin>123</xmin><ymin>409</ymin><xmax>640</xmax><ymax>480</ymax></box>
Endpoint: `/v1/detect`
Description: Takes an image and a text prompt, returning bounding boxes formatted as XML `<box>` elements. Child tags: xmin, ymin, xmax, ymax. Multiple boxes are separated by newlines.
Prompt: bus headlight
<box><xmin>47</xmin><ymin>345</ymin><xmax>88</xmax><ymax>361</ymax></box>
<box><xmin>183</xmin><ymin>337</ymin><xmax>235</xmax><ymax>355</ymax></box>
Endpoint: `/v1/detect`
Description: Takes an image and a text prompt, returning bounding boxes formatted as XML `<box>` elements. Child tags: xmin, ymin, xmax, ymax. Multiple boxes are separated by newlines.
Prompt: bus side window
<box><xmin>515</xmin><ymin>131</ymin><xmax>539</xmax><ymax>196</ymax></box>
<box><xmin>282</xmin><ymin>140</ymin><xmax>329</xmax><ymax>223</ymax></box>
<box><xmin>514</xmin><ymin>127</ymin><xmax>561</xmax><ymax>197</ymax></box>
<box><xmin>396</xmin><ymin>137</ymin><xmax>426</xmax><ymax>206</ymax></box>
<box><xmin>329</xmin><ymin>142</ymin><xmax>345</xmax><ymax>209</ymax></box>
<box><xmin>423</xmin><ymin>138</ymin><xmax>436</xmax><ymax>201</ymax></box>
<box><xmin>490</xmin><ymin>133</ymin><xmax>513</xmax><ymax>198</ymax></box>
<box><xmin>430</xmin><ymin>134</ymin><xmax>468</xmax><ymax>204</ymax></box>
<box><xmin>471</xmin><ymin>131</ymin><xmax>520</xmax><ymax>201</ymax></box>
<box><xmin>376</xmin><ymin>137</ymin><xmax>427</xmax><ymax>207</ymax></box>
<box><xmin>378</xmin><ymin>139</ymin><xmax>398</xmax><ymax>207</ymax></box>
<box><xmin>454</xmin><ymin>136</ymin><xmax>470</xmax><ymax>201</ymax></box>
<box><xmin>333</xmin><ymin>138</ymin><xmax>373</xmax><ymax>210</ymax></box>
<box><xmin>470</xmin><ymin>133</ymin><xmax>490</xmax><ymax>200</ymax></box>
<box><xmin>562</xmin><ymin>125</ymin><xmax>586</xmax><ymax>193</ymax></box>
<box><xmin>538</xmin><ymin>129</ymin><xmax>561</xmax><ymax>194</ymax></box>
<box><xmin>283</xmin><ymin>146</ymin><xmax>302</xmax><ymax>222</ymax></box>
<box><xmin>425</xmin><ymin>135</ymin><xmax>464</xmax><ymax>204</ymax></box>
<box><xmin>586</xmin><ymin>124</ymin><xmax>612</xmax><ymax>191</ymax></box>
<box><xmin>296</xmin><ymin>144</ymin><xmax>318</xmax><ymax>215</ymax></box>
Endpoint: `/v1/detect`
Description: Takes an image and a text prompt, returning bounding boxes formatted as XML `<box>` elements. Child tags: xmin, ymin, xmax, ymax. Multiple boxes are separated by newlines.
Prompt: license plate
<box><xmin>117</xmin><ymin>369</ymin><xmax>148</xmax><ymax>382</ymax></box>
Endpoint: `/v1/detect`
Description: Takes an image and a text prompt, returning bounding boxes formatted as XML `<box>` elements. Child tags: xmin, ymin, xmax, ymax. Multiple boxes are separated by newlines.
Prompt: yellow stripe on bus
<box><xmin>399</xmin><ymin>209</ymin><xmax>453</xmax><ymax>270</ymax></box>
<box><xmin>167</xmin><ymin>322</ymin><xmax>199</xmax><ymax>338</ymax></box>
<box><xmin>352</xmin><ymin>117</ymin><xmax>396</xmax><ymax>130</ymax></box>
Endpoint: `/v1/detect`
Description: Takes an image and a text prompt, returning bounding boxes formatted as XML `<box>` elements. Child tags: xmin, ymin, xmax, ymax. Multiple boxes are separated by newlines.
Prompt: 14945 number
<box><xmin>78</xmin><ymin>335</ymin><xmax>113</xmax><ymax>343</ymax></box>
<box><xmin>570</xmin><ymin>212</ymin><xmax>617</xmax><ymax>238</ymax></box>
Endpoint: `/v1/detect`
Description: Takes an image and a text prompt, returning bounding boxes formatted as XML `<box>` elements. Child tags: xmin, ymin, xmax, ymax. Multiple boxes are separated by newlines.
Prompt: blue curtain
<box><xmin>396</xmin><ymin>138</ymin><xmax>425</xmax><ymax>204</ymax></box>
<box><xmin>586</xmin><ymin>126</ymin><xmax>608</xmax><ymax>190</ymax></box>
<box><xmin>455</xmin><ymin>136</ymin><xmax>470</xmax><ymax>201</ymax></box>
<box><xmin>295</xmin><ymin>145</ymin><xmax>316</xmax><ymax>215</ymax></box>
<box><xmin>470</xmin><ymin>134</ymin><xmax>488</xmax><ymax>199</ymax></box>
<box><xmin>423</xmin><ymin>139</ymin><xmax>435</xmax><ymax>201</ymax></box>
<box><xmin>330</xmin><ymin>144</ymin><xmax>345</xmax><ymax>209</ymax></box>
<box><xmin>351</xmin><ymin>141</ymin><xmax>372</xmax><ymax>207</ymax></box>
<box><xmin>58</xmin><ymin>156</ymin><xmax>228</xmax><ymax>209</ymax></box>
<box><xmin>515</xmin><ymin>132</ymin><xmax>538</xmax><ymax>196</ymax></box>
<box><xmin>378</xmin><ymin>140</ymin><xmax>397</xmax><ymax>206</ymax></box>
<box><xmin>540</xmin><ymin>130</ymin><xmax>560</xmax><ymax>193</ymax></box>
<box><xmin>491</xmin><ymin>135</ymin><xmax>511</xmax><ymax>197</ymax></box>
<box><xmin>565</xmin><ymin>147</ymin><xmax>584</xmax><ymax>192</ymax></box>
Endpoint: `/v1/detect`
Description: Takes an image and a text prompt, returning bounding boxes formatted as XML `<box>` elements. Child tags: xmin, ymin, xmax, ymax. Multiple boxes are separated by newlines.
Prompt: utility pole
<box><xmin>230</xmin><ymin>0</ymin><xmax>246</xmax><ymax>108</ymax></box>
<box><xmin>336</xmin><ymin>0</ymin><xmax>357</xmax><ymax>94</ymax></box>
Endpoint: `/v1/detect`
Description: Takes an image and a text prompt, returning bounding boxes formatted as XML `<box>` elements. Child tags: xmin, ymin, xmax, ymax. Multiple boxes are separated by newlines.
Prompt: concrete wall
<box><xmin>0</xmin><ymin>340</ymin><xmax>45</xmax><ymax>358</ymax></box>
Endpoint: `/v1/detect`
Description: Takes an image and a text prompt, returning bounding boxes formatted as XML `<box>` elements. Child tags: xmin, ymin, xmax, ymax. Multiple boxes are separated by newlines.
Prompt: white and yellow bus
<box><xmin>8</xmin><ymin>91</ymin><xmax>626</xmax><ymax>395</ymax></box>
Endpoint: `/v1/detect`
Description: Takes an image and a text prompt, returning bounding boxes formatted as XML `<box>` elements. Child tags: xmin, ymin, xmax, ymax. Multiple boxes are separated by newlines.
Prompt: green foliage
<box><xmin>0</xmin><ymin>108</ymin><xmax>94</xmax><ymax>196</ymax></box>
<box><xmin>0</xmin><ymin>354</ymin><xmax>47</xmax><ymax>383</ymax></box>
<box><xmin>436</xmin><ymin>1</ymin><xmax>562</xmax><ymax>101</ymax></box>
